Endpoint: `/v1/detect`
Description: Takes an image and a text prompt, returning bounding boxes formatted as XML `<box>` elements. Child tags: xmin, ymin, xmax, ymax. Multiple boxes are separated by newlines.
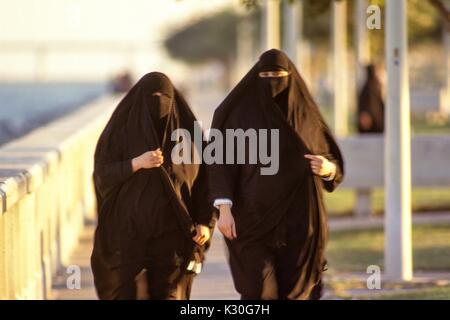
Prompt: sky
<box><xmin>0</xmin><ymin>0</ymin><xmax>234</xmax><ymax>81</ymax></box>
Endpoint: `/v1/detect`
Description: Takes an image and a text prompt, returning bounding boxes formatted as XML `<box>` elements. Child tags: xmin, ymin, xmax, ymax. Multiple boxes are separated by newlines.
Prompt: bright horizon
<box><xmin>0</xmin><ymin>0</ymin><xmax>233</xmax><ymax>82</ymax></box>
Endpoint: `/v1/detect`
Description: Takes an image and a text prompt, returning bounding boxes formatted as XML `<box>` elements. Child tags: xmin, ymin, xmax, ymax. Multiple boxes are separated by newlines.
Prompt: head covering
<box><xmin>258</xmin><ymin>48</ymin><xmax>290</xmax><ymax>71</ymax></box>
<box><xmin>212</xmin><ymin>49</ymin><xmax>343</xmax><ymax>157</ymax></box>
<box><xmin>208</xmin><ymin>49</ymin><xmax>344</xmax><ymax>299</ymax></box>
<box><xmin>91</xmin><ymin>72</ymin><xmax>213</xmax><ymax>299</ymax></box>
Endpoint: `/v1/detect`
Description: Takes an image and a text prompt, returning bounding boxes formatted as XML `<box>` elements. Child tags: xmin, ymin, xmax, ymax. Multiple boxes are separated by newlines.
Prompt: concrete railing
<box><xmin>337</xmin><ymin>135</ymin><xmax>450</xmax><ymax>216</ymax></box>
<box><xmin>338</xmin><ymin>135</ymin><xmax>450</xmax><ymax>188</ymax></box>
<box><xmin>0</xmin><ymin>95</ymin><xmax>117</xmax><ymax>299</ymax></box>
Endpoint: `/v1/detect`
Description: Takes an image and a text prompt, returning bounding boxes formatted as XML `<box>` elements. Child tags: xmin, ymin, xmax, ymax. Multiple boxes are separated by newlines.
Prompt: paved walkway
<box><xmin>52</xmin><ymin>212</ymin><xmax>450</xmax><ymax>300</ymax></box>
<box><xmin>52</xmin><ymin>224</ymin><xmax>239</xmax><ymax>300</ymax></box>
<box><xmin>52</xmin><ymin>224</ymin><xmax>97</xmax><ymax>300</ymax></box>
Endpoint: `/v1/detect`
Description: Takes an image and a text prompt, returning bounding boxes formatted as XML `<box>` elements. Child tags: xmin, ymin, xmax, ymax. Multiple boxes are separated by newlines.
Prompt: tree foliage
<box><xmin>164</xmin><ymin>0</ymin><xmax>448</xmax><ymax>65</ymax></box>
<box><xmin>164</xmin><ymin>10</ymin><xmax>240</xmax><ymax>65</ymax></box>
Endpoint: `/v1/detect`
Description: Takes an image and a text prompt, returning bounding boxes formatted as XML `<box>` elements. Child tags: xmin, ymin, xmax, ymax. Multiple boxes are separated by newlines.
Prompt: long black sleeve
<box><xmin>191</xmin><ymin>163</ymin><xmax>217</xmax><ymax>227</ymax></box>
<box><xmin>94</xmin><ymin>158</ymin><xmax>133</xmax><ymax>199</ymax></box>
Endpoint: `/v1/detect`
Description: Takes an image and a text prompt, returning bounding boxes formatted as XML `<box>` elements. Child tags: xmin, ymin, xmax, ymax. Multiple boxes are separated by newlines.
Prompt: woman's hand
<box><xmin>304</xmin><ymin>154</ymin><xmax>335</xmax><ymax>178</ymax></box>
<box><xmin>193</xmin><ymin>224</ymin><xmax>211</xmax><ymax>246</ymax></box>
<box><xmin>132</xmin><ymin>148</ymin><xmax>163</xmax><ymax>172</ymax></box>
<box><xmin>217</xmin><ymin>204</ymin><xmax>237</xmax><ymax>240</ymax></box>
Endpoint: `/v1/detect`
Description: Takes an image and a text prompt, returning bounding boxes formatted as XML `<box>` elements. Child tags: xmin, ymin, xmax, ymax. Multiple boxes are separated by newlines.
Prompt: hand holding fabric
<box><xmin>132</xmin><ymin>148</ymin><xmax>163</xmax><ymax>171</ymax></box>
<box><xmin>192</xmin><ymin>224</ymin><xmax>211</xmax><ymax>246</ymax></box>
<box><xmin>304</xmin><ymin>154</ymin><xmax>336</xmax><ymax>179</ymax></box>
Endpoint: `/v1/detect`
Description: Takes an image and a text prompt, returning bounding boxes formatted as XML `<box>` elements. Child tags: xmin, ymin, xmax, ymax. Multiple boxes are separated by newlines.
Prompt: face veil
<box><xmin>258</xmin><ymin>49</ymin><xmax>291</xmax><ymax>98</ymax></box>
<box><xmin>142</xmin><ymin>74</ymin><xmax>175</xmax><ymax>146</ymax></box>
<box><xmin>144</xmin><ymin>73</ymin><xmax>174</xmax><ymax>118</ymax></box>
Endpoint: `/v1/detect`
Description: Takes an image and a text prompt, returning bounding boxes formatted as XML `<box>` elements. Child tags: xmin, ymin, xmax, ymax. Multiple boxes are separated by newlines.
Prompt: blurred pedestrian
<box><xmin>357</xmin><ymin>64</ymin><xmax>385</xmax><ymax>134</ymax></box>
<box><xmin>110</xmin><ymin>71</ymin><xmax>133</xmax><ymax>93</ymax></box>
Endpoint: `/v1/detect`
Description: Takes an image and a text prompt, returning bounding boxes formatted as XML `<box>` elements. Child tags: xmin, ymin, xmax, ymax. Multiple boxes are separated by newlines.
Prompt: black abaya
<box><xmin>91</xmin><ymin>72</ymin><xmax>215</xmax><ymax>300</ymax></box>
<box><xmin>208</xmin><ymin>49</ymin><xmax>344</xmax><ymax>300</ymax></box>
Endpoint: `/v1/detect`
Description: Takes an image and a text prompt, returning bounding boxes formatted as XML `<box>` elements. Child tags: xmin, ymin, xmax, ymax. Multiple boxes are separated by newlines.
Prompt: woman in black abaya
<box><xmin>209</xmin><ymin>49</ymin><xmax>344</xmax><ymax>300</ymax></box>
<box><xmin>91</xmin><ymin>72</ymin><xmax>215</xmax><ymax>300</ymax></box>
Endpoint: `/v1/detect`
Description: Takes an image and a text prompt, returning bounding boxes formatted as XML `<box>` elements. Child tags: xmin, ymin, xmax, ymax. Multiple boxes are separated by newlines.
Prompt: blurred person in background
<box><xmin>357</xmin><ymin>64</ymin><xmax>385</xmax><ymax>134</ymax></box>
<box><xmin>110</xmin><ymin>71</ymin><xmax>134</xmax><ymax>94</ymax></box>
<box><xmin>91</xmin><ymin>72</ymin><xmax>215</xmax><ymax>300</ymax></box>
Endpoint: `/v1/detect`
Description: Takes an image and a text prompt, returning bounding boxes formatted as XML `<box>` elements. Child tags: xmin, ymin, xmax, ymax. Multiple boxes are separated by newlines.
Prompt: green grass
<box><xmin>320</xmin><ymin>106</ymin><xmax>450</xmax><ymax>216</ymax></box>
<box><xmin>411</xmin><ymin>114</ymin><xmax>450</xmax><ymax>135</ymax></box>
<box><xmin>324</xmin><ymin>188</ymin><xmax>450</xmax><ymax>216</ymax></box>
<box><xmin>326</xmin><ymin>223</ymin><xmax>450</xmax><ymax>272</ymax></box>
<box><xmin>371</xmin><ymin>286</ymin><xmax>450</xmax><ymax>300</ymax></box>
<box><xmin>331</xmin><ymin>285</ymin><xmax>450</xmax><ymax>300</ymax></box>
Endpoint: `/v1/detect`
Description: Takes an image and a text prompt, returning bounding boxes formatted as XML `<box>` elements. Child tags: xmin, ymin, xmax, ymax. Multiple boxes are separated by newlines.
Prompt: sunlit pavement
<box><xmin>52</xmin><ymin>212</ymin><xmax>450</xmax><ymax>300</ymax></box>
<box><xmin>52</xmin><ymin>224</ymin><xmax>239</xmax><ymax>300</ymax></box>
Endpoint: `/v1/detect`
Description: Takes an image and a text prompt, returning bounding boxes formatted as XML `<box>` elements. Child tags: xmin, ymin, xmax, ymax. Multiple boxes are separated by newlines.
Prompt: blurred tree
<box><xmin>164</xmin><ymin>1</ymin><xmax>333</xmax><ymax>65</ymax></box>
<box><xmin>428</xmin><ymin>0</ymin><xmax>450</xmax><ymax>29</ymax></box>
<box><xmin>164</xmin><ymin>9</ymin><xmax>261</xmax><ymax>86</ymax></box>
<box><xmin>165</xmin><ymin>0</ymin><xmax>449</xmax><ymax>67</ymax></box>
<box><xmin>368</xmin><ymin>0</ymin><xmax>446</xmax><ymax>58</ymax></box>
<box><xmin>165</xmin><ymin>10</ymin><xmax>239</xmax><ymax>65</ymax></box>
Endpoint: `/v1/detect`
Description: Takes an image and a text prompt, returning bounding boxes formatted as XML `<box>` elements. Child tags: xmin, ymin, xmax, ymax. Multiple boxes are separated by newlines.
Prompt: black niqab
<box><xmin>258</xmin><ymin>49</ymin><xmax>290</xmax><ymax>98</ymax></box>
